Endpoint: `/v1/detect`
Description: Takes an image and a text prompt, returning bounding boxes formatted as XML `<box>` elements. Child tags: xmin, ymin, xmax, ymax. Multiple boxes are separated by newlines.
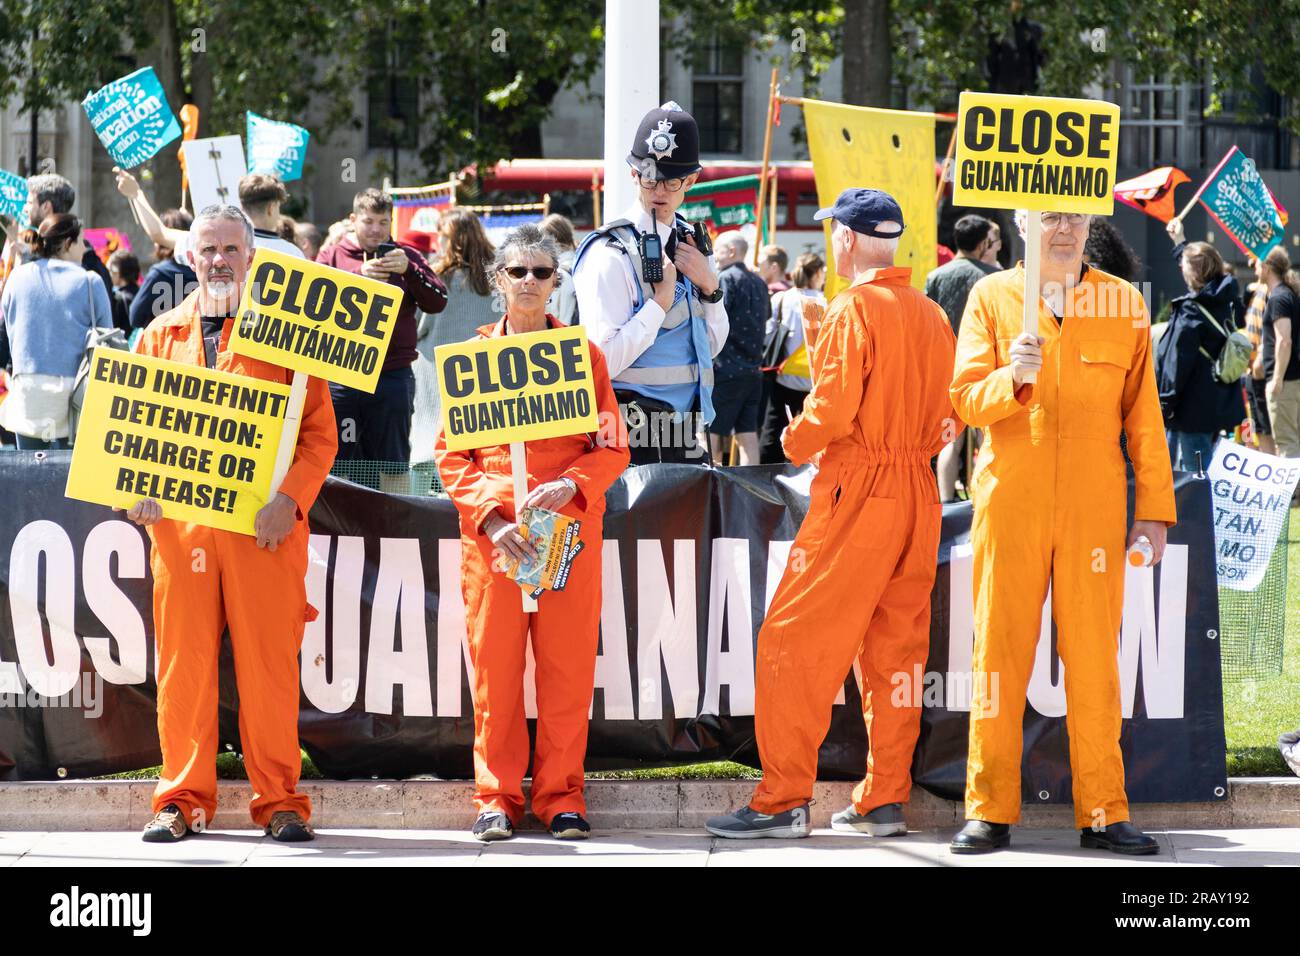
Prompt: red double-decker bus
<box><xmin>465</xmin><ymin>158</ymin><xmax>830</xmax><ymax>256</ymax></box>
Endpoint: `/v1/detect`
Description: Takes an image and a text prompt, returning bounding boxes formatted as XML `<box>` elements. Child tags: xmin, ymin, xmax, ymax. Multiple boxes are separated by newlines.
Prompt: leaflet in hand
<box><xmin>509</xmin><ymin>507</ymin><xmax>584</xmax><ymax>599</ymax></box>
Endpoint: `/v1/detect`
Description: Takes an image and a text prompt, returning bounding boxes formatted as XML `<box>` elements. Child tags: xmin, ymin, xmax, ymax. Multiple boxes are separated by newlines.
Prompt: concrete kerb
<box><xmin>0</xmin><ymin>778</ymin><xmax>1295</xmax><ymax>831</ymax></box>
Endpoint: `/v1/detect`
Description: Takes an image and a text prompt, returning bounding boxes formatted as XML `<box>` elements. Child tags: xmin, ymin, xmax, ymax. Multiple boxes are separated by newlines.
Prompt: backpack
<box><xmin>69</xmin><ymin>325</ymin><xmax>129</xmax><ymax>444</ymax></box>
<box><xmin>1193</xmin><ymin>302</ymin><xmax>1252</xmax><ymax>385</ymax></box>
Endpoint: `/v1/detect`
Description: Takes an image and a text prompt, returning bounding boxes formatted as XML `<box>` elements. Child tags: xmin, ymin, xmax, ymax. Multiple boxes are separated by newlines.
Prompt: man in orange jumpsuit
<box><xmin>949</xmin><ymin>209</ymin><xmax>1176</xmax><ymax>855</ymax></box>
<box><xmin>435</xmin><ymin>233</ymin><xmax>629</xmax><ymax>840</ymax></box>
<box><xmin>707</xmin><ymin>188</ymin><xmax>957</xmax><ymax>839</ymax></box>
<box><xmin>123</xmin><ymin>205</ymin><xmax>337</xmax><ymax>843</ymax></box>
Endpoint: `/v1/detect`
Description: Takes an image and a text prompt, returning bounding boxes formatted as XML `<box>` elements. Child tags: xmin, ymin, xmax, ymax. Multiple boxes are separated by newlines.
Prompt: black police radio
<box><xmin>640</xmin><ymin>217</ymin><xmax>713</xmax><ymax>285</ymax></box>
<box><xmin>638</xmin><ymin>229</ymin><xmax>664</xmax><ymax>283</ymax></box>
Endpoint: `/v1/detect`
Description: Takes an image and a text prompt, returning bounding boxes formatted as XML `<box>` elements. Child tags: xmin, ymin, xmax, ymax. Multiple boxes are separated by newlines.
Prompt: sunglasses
<box><xmin>501</xmin><ymin>266</ymin><xmax>555</xmax><ymax>280</ymax></box>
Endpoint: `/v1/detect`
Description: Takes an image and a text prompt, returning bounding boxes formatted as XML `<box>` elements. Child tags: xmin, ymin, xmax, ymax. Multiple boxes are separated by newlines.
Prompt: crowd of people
<box><xmin>0</xmin><ymin>157</ymin><xmax>817</xmax><ymax>476</ymax></box>
<box><xmin>0</xmin><ymin>97</ymin><xmax>1293</xmax><ymax>853</ymax></box>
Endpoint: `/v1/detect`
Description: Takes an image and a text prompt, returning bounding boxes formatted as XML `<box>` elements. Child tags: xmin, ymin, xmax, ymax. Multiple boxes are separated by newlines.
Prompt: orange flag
<box><xmin>177</xmin><ymin>104</ymin><xmax>201</xmax><ymax>198</ymax></box>
<box><xmin>1113</xmin><ymin>166</ymin><xmax>1190</xmax><ymax>223</ymax></box>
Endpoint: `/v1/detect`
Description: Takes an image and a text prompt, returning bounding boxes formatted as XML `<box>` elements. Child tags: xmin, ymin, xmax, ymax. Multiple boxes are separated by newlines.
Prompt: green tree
<box><xmin>671</xmin><ymin>0</ymin><xmax>1300</xmax><ymax>131</ymax></box>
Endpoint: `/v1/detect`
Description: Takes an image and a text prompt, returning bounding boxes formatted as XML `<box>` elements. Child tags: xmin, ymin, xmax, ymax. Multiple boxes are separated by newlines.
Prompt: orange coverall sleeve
<box><xmin>782</xmin><ymin>297</ymin><xmax>872</xmax><ymax>466</ymax></box>
<box><xmin>276</xmin><ymin>375</ymin><xmax>339</xmax><ymax>519</ymax></box>
<box><xmin>1118</xmin><ymin>297</ymin><xmax>1178</xmax><ymax>525</ymax></box>
<box><xmin>435</xmin><ymin>428</ymin><xmax>511</xmax><ymax>534</ymax></box>
<box><xmin>559</xmin><ymin>345</ymin><xmax>630</xmax><ymax>511</ymax></box>
<box><xmin>950</xmin><ymin>283</ymin><xmax>1034</xmax><ymax>427</ymax></box>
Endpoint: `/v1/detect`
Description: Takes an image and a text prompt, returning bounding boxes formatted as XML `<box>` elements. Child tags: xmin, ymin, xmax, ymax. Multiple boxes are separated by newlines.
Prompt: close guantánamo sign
<box><xmin>65</xmin><ymin>350</ymin><xmax>290</xmax><ymax>535</ymax></box>
<box><xmin>436</xmin><ymin>325</ymin><xmax>599</xmax><ymax>451</ymax></box>
<box><xmin>229</xmin><ymin>248</ymin><xmax>402</xmax><ymax>393</ymax></box>
<box><xmin>953</xmin><ymin>92</ymin><xmax>1120</xmax><ymax>215</ymax></box>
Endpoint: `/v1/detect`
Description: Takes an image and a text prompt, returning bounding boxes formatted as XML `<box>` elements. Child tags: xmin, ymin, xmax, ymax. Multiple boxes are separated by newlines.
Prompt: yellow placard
<box><xmin>953</xmin><ymin>92</ymin><xmax>1119</xmax><ymax>215</ymax></box>
<box><xmin>436</xmin><ymin>325</ymin><xmax>599</xmax><ymax>452</ymax></box>
<box><xmin>228</xmin><ymin>247</ymin><xmax>402</xmax><ymax>393</ymax></box>
<box><xmin>65</xmin><ymin>349</ymin><xmax>289</xmax><ymax>535</ymax></box>
<box><xmin>802</xmin><ymin>99</ymin><xmax>937</xmax><ymax>299</ymax></box>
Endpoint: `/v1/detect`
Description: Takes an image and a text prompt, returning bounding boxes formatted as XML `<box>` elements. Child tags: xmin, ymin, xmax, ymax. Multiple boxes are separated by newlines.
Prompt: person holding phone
<box><xmin>316</xmin><ymin>187</ymin><xmax>449</xmax><ymax>491</ymax></box>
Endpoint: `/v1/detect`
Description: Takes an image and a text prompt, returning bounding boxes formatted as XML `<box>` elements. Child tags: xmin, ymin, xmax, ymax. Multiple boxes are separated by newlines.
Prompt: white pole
<box><xmin>1021</xmin><ymin>212</ymin><xmax>1042</xmax><ymax>385</ymax></box>
<box><xmin>603</xmin><ymin>0</ymin><xmax>660</xmax><ymax>221</ymax></box>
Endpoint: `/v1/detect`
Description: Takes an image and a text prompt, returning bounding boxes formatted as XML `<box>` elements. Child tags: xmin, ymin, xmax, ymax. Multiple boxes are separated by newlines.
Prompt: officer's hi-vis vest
<box><xmin>573</xmin><ymin>217</ymin><xmax>714</xmax><ymax>416</ymax></box>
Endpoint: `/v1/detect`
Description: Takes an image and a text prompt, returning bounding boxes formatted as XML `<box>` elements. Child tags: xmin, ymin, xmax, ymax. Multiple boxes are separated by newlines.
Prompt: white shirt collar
<box><xmin>623</xmin><ymin>204</ymin><xmax>674</xmax><ymax>240</ymax></box>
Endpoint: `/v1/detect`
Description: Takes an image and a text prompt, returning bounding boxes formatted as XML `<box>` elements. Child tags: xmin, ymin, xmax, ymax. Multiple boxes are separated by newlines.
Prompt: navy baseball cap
<box><xmin>812</xmin><ymin>188</ymin><xmax>905</xmax><ymax>237</ymax></box>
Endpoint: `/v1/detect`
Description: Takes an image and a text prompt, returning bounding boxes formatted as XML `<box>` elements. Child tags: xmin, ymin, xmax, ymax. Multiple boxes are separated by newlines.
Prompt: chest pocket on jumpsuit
<box><xmin>1076</xmin><ymin>339</ymin><xmax>1131</xmax><ymax>414</ymax></box>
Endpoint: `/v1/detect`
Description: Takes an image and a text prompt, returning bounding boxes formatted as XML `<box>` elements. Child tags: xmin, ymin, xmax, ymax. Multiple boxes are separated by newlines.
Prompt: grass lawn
<box><xmin>1221</xmin><ymin>509</ymin><xmax>1299</xmax><ymax>776</ymax></box>
<box><xmin>97</xmin><ymin>513</ymin><xmax>1299</xmax><ymax>783</ymax></box>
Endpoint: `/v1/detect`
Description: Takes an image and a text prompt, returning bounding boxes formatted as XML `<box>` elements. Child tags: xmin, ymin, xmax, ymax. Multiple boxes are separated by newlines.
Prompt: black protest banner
<box><xmin>2</xmin><ymin>455</ymin><xmax>1227</xmax><ymax>806</ymax></box>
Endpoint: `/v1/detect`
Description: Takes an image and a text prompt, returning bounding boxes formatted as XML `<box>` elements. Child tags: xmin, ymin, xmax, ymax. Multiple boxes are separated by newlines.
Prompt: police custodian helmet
<box><xmin>627</xmin><ymin>101</ymin><xmax>702</xmax><ymax>181</ymax></box>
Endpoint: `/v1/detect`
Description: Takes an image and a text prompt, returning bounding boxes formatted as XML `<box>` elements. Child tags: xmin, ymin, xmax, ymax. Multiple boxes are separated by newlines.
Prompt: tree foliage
<box><xmin>0</xmin><ymin>0</ymin><xmax>1296</xmax><ymax>190</ymax></box>
<box><xmin>671</xmin><ymin>0</ymin><xmax>1300</xmax><ymax>128</ymax></box>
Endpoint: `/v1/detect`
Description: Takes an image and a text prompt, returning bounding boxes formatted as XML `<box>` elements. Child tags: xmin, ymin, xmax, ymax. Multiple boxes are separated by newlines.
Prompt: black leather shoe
<box><xmin>949</xmin><ymin>820</ymin><xmax>1011</xmax><ymax>854</ymax></box>
<box><xmin>1080</xmin><ymin>821</ymin><xmax>1159</xmax><ymax>855</ymax></box>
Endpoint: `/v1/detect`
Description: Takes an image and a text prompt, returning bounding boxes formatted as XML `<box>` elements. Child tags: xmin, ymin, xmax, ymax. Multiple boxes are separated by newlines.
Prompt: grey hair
<box><xmin>716</xmin><ymin>231</ymin><xmax>748</xmax><ymax>259</ymax></box>
<box><xmin>491</xmin><ymin>223</ymin><xmax>561</xmax><ymax>273</ymax></box>
<box><xmin>27</xmin><ymin>174</ymin><xmax>75</xmax><ymax>214</ymax></box>
<box><xmin>193</xmin><ymin>204</ymin><xmax>254</xmax><ymax>248</ymax></box>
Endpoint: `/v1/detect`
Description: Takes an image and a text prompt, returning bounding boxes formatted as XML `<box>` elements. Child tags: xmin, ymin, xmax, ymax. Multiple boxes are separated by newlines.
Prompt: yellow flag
<box><xmin>802</xmin><ymin>100</ymin><xmax>936</xmax><ymax>299</ymax></box>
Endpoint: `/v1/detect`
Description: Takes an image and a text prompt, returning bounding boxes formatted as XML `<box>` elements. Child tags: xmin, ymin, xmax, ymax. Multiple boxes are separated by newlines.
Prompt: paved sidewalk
<box><xmin>3</xmin><ymin>827</ymin><xmax>1298</xmax><ymax>866</ymax></box>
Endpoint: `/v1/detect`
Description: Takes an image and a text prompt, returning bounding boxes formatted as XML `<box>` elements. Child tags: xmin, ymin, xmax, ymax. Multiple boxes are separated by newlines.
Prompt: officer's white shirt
<box><xmin>574</xmin><ymin>204</ymin><xmax>728</xmax><ymax>378</ymax></box>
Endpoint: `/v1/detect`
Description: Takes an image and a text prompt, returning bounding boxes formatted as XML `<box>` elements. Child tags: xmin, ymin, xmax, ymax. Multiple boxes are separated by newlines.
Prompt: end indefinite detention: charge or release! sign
<box><xmin>65</xmin><ymin>350</ymin><xmax>290</xmax><ymax>535</ymax></box>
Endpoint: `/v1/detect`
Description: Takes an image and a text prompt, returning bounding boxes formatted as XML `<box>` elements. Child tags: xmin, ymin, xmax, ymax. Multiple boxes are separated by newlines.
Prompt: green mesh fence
<box><xmin>329</xmin><ymin>460</ymin><xmax>445</xmax><ymax>497</ymax></box>
<box><xmin>1218</xmin><ymin>521</ymin><xmax>1289</xmax><ymax>682</ymax></box>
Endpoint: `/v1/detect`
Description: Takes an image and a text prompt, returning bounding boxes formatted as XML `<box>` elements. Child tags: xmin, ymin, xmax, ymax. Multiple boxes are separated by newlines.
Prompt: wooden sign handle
<box><xmin>1021</xmin><ymin>211</ymin><xmax>1041</xmax><ymax>385</ymax></box>
<box><xmin>510</xmin><ymin>440</ymin><xmax>537</xmax><ymax>612</ymax></box>
<box><xmin>269</xmin><ymin>370</ymin><xmax>307</xmax><ymax>497</ymax></box>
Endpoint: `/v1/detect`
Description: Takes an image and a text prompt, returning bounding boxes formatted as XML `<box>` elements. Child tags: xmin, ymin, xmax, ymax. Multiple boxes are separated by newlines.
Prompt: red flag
<box><xmin>1113</xmin><ymin>166</ymin><xmax>1189</xmax><ymax>223</ymax></box>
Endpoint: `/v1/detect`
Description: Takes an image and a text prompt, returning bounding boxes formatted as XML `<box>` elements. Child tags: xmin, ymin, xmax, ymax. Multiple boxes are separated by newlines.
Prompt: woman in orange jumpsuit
<box><xmin>435</xmin><ymin>224</ymin><xmax>629</xmax><ymax>842</ymax></box>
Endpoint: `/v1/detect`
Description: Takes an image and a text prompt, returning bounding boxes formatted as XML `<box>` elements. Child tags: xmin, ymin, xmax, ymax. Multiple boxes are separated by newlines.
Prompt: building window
<box><xmin>367</xmin><ymin>23</ymin><xmax>421</xmax><ymax>151</ymax></box>
<box><xmin>691</xmin><ymin>34</ymin><xmax>744</xmax><ymax>154</ymax></box>
<box><xmin>1120</xmin><ymin>75</ymin><xmax>1196</xmax><ymax>168</ymax></box>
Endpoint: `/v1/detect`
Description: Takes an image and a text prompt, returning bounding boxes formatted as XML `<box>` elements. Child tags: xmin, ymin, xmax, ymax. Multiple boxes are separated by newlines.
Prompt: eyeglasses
<box><xmin>1040</xmin><ymin>212</ymin><xmax>1088</xmax><ymax>229</ymax></box>
<box><xmin>501</xmin><ymin>265</ymin><xmax>555</xmax><ymax>281</ymax></box>
<box><xmin>634</xmin><ymin>172</ymin><xmax>687</xmax><ymax>193</ymax></box>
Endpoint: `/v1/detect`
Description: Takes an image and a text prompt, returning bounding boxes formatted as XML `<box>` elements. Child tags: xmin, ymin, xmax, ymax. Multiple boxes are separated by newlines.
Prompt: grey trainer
<box><xmin>705</xmin><ymin>804</ymin><xmax>811</xmax><ymax>839</ymax></box>
<box><xmin>830</xmin><ymin>802</ymin><xmax>907</xmax><ymax>836</ymax></box>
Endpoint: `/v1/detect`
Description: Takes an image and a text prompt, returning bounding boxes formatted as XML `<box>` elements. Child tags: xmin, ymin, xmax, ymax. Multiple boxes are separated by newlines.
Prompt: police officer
<box><xmin>573</xmin><ymin>101</ymin><xmax>729</xmax><ymax>464</ymax></box>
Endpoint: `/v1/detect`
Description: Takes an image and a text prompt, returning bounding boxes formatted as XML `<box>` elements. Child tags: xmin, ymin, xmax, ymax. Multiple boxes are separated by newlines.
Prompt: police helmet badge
<box><xmin>645</xmin><ymin>118</ymin><xmax>678</xmax><ymax>161</ymax></box>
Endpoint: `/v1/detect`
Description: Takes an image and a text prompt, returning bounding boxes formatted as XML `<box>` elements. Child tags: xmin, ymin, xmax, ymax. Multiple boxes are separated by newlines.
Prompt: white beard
<box><xmin>207</xmin><ymin>278</ymin><xmax>236</xmax><ymax>299</ymax></box>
